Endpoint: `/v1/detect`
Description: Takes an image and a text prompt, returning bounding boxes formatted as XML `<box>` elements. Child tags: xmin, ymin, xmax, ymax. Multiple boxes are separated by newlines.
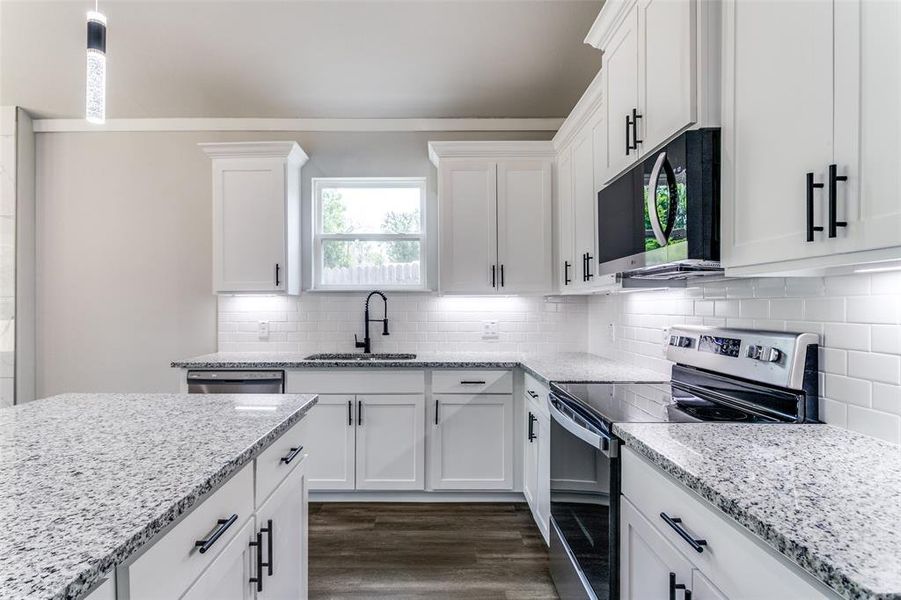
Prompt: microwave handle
<box><xmin>549</xmin><ymin>395</ymin><xmax>618</xmax><ymax>458</ymax></box>
<box><xmin>646</xmin><ymin>152</ymin><xmax>671</xmax><ymax>247</ymax></box>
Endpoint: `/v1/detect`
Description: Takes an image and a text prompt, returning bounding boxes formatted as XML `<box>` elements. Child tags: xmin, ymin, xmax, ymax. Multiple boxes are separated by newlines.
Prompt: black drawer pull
<box><xmin>195</xmin><ymin>513</ymin><xmax>238</xmax><ymax>554</ymax></box>
<box><xmin>460</xmin><ymin>380</ymin><xmax>486</xmax><ymax>385</ymax></box>
<box><xmin>348</xmin><ymin>400</ymin><xmax>353</xmax><ymax>426</ymax></box>
<box><xmin>249</xmin><ymin>531</ymin><xmax>264</xmax><ymax>592</ymax></box>
<box><xmin>806</xmin><ymin>172</ymin><xmax>825</xmax><ymax>242</ymax></box>
<box><xmin>828</xmin><ymin>163</ymin><xmax>848</xmax><ymax>238</ymax></box>
<box><xmin>527</xmin><ymin>390</ymin><xmax>539</xmax><ymax>399</ymax></box>
<box><xmin>280</xmin><ymin>446</ymin><xmax>304</xmax><ymax>465</ymax></box>
<box><xmin>669</xmin><ymin>572</ymin><xmax>691</xmax><ymax>600</ymax></box>
<box><xmin>660</xmin><ymin>512</ymin><xmax>707</xmax><ymax>553</ymax></box>
<box><xmin>261</xmin><ymin>519</ymin><xmax>274</xmax><ymax>576</ymax></box>
<box><xmin>358</xmin><ymin>400</ymin><xmax>363</xmax><ymax>425</ymax></box>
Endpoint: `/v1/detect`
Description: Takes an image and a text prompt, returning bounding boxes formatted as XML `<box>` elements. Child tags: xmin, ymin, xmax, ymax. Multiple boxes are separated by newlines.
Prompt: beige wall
<box><xmin>34</xmin><ymin>129</ymin><xmax>551</xmax><ymax>396</ymax></box>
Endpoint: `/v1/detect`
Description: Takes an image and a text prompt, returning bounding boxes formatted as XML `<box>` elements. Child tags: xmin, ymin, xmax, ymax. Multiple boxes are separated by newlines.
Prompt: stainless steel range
<box><xmin>547</xmin><ymin>326</ymin><xmax>819</xmax><ymax>600</ymax></box>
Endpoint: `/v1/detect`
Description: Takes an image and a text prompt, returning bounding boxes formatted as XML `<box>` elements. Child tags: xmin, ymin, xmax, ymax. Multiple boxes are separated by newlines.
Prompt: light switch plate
<box><xmin>258</xmin><ymin>321</ymin><xmax>270</xmax><ymax>340</ymax></box>
<box><xmin>482</xmin><ymin>320</ymin><xmax>499</xmax><ymax>340</ymax></box>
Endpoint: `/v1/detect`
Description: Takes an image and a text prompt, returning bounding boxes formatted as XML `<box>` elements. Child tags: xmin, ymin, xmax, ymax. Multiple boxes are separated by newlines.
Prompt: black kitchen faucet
<box><xmin>355</xmin><ymin>291</ymin><xmax>389</xmax><ymax>354</ymax></box>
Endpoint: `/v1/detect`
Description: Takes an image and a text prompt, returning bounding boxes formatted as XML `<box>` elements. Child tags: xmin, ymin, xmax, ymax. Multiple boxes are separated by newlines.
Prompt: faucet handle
<box><xmin>354</xmin><ymin>334</ymin><xmax>366</xmax><ymax>349</ymax></box>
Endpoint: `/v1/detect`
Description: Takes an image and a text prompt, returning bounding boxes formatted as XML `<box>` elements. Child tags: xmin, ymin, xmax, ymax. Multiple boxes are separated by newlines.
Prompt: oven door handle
<box><xmin>549</xmin><ymin>396</ymin><xmax>618</xmax><ymax>458</ymax></box>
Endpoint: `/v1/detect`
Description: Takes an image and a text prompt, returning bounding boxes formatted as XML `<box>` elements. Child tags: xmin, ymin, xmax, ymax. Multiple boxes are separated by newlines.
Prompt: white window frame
<box><xmin>311</xmin><ymin>177</ymin><xmax>429</xmax><ymax>291</ymax></box>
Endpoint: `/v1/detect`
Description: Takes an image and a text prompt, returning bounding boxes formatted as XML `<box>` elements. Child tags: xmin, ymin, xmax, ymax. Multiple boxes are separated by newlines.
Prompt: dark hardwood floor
<box><xmin>309</xmin><ymin>502</ymin><xmax>559</xmax><ymax>600</ymax></box>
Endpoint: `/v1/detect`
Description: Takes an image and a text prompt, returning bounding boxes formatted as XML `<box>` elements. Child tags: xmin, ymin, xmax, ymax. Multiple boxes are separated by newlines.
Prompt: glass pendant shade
<box><xmin>86</xmin><ymin>11</ymin><xmax>107</xmax><ymax>124</ymax></box>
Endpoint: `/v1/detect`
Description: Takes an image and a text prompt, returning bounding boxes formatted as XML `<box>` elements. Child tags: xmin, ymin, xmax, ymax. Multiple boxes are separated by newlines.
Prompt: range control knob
<box><xmin>669</xmin><ymin>335</ymin><xmax>694</xmax><ymax>348</ymax></box>
<box><xmin>747</xmin><ymin>345</ymin><xmax>782</xmax><ymax>363</ymax></box>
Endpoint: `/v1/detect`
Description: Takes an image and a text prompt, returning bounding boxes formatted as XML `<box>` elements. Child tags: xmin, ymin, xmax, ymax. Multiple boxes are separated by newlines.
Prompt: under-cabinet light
<box><xmin>86</xmin><ymin>10</ymin><xmax>107</xmax><ymax>124</ymax></box>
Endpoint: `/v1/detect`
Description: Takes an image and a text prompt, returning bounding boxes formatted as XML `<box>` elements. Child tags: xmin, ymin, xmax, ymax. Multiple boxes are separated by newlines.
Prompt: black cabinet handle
<box><xmin>586</xmin><ymin>254</ymin><xmax>594</xmax><ymax>280</ymax></box>
<box><xmin>357</xmin><ymin>400</ymin><xmax>363</xmax><ymax>425</ymax></box>
<box><xmin>669</xmin><ymin>572</ymin><xmax>690</xmax><ymax>600</ymax></box>
<box><xmin>528</xmin><ymin>412</ymin><xmax>537</xmax><ymax>442</ymax></box>
<box><xmin>828</xmin><ymin>164</ymin><xmax>848</xmax><ymax>238</ymax></box>
<box><xmin>348</xmin><ymin>400</ymin><xmax>353</xmax><ymax>426</ymax></box>
<box><xmin>500</xmin><ymin>264</ymin><xmax>505</xmax><ymax>287</ymax></box>
<box><xmin>564</xmin><ymin>261</ymin><xmax>571</xmax><ymax>285</ymax></box>
<box><xmin>625</xmin><ymin>113</ymin><xmax>632</xmax><ymax>155</ymax></box>
<box><xmin>280</xmin><ymin>446</ymin><xmax>304</xmax><ymax>465</ymax></box>
<box><xmin>195</xmin><ymin>513</ymin><xmax>238</xmax><ymax>554</ymax></box>
<box><xmin>261</xmin><ymin>519</ymin><xmax>274</xmax><ymax>576</ymax></box>
<box><xmin>275</xmin><ymin>263</ymin><xmax>281</xmax><ymax>287</ymax></box>
<box><xmin>581</xmin><ymin>253</ymin><xmax>587</xmax><ymax>282</ymax></box>
<box><xmin>491</xmin><ymin>265</ymin><xmax>496</xmax><ymax>288</ymax></box>
<box><xmin>249</xmin><ymin>531</ymin><xmax>264</xmax><ymax>592</ymax></box>
<box><xmin>806</xmin><ymin>172</ymin><xmax>825</xmax><ymax>242</ymax></box>
<box><xmin>660</xmin><ymin>512</ymin><xmax>707</xmax><ymax>553</ymax></box>
<box><xmin>460</xmin><ymin>380</ymin><xmax>486</xmax><ymax>385</ymax></box>
<box><xmin>632</xmin><ymin>108</ymin><xmax>643</xmax><ymax>147</ymax></box>
<box><xmin>435</xmin><ymin>399</ymin><xmax>439</xmax><ymax>425</ymax></box>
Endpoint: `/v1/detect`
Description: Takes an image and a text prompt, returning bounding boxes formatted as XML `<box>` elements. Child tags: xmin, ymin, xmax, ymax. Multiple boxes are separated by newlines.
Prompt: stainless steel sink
<box><xmin>303</xmin><ymin>353</ymin><xmax>417</xmax><ymax>361</ymax></box>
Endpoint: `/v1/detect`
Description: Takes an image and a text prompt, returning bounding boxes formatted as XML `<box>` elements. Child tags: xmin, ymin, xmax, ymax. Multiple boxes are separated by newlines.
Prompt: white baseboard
<box><xmin>310</xmin><ymin>491</ymin><xmax>526</xmax><ymax>503</ymax></box>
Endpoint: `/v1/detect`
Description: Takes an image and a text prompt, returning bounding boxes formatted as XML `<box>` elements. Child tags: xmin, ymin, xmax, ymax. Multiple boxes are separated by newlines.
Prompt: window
<box><xmin>312</xmin><ymin>177</ymin><xmax>427</xmax><ymax>290</ymax></box>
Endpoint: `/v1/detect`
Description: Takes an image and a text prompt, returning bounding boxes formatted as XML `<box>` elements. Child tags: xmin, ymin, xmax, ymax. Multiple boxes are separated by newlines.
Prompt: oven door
<box><xmin>548</xmin><ymin>393</ymin><xmax>620</xmax><ymax>600</ymax></box>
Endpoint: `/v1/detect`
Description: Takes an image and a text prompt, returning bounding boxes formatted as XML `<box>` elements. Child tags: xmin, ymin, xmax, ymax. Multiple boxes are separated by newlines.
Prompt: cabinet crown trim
<box><xmin>552</xmin><ymin>68</ymin><xmax>604</xmax><ymax>151</ymax></box>
<box><xmin>199</xmin><ymin>141</ymin><xmax>309</xmax><ymax>164</ymax></box>
<box><xmin>428</xmin><ymin>141</ymin><xmax>555</xmax><ymax>167</ymax></box>
<box><xmin>584</xmin><ymin>0</ymin><xmax>637</xmax><ymax>50</ymax></box>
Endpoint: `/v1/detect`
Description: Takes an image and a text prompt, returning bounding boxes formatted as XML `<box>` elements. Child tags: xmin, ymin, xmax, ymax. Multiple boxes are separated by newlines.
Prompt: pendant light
<box><xmin>85</xmin><ymin>4</ymin><xmax>107</xmax><ymax>124</ymax></box>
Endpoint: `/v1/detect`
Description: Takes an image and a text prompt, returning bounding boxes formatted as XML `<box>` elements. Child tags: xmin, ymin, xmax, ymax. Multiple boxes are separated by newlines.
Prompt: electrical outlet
<box><xmin>258</xmin><ymin>321</ymin><xmax>270</xmax><ymax>340</ymax></box>
<box><xmin>482</xmin><ymin>320</ymin><xmax>499</xmax><ymax>340</ymax></box>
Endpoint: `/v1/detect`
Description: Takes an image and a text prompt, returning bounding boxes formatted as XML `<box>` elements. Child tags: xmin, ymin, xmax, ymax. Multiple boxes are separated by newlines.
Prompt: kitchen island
<box><xmin>0</xmin><ymin>392</ymin><xmax>317</xmax><ymax>600</ymax></box>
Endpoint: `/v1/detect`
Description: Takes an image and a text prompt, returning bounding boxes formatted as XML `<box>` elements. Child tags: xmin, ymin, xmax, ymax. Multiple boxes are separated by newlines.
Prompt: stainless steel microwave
<box><xmin>596</xmin><ymin>128</ymin><xmax>721</xmax><ymax>281</ymax></box>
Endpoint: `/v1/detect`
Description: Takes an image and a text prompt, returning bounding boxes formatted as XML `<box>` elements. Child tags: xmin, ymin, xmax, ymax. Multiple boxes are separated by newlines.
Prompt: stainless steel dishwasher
<box><xmin>187</xmin><ymin>370</ymin><xmax>285</xmax><ymax>394</ymax></box>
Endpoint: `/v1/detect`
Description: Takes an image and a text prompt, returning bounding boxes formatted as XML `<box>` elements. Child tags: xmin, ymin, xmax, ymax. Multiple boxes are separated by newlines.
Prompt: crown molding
<box><xmin>552</xmin><ymin>67</ymin><xmax>604</xmax><ymax>151</ymax></box>
<box><xmin>427</xmin><ymin>140</ymin><xmax>556</xmax><ymax>167</ymax></box>
<box><xmin>198</xmin><ymin>141</ymin><xmax>308</xmax><ymax>164</ymax></box>
<box><xmin>584</xmin><ymin>0</ymin><xmax>636</xmax><ymax>50</ymax></box>
<box><xmin>31</xmin><ymin>117</ymin><xmax>565</xmax><ymax>134</ymax></box>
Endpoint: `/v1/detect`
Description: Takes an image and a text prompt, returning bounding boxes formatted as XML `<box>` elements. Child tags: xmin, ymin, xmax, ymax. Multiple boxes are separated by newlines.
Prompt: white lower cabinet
<box><xmin>621</xmin><ymin>447</ymin><xmax>841</xmax><ymax>600</ymax></box>
<box><xmin>297</xmin><ymin>394</ymin><xmax>356</xmax><ymax>490</ymax></box>
<box><xmin>181</xmin><ymin>518</ymin><xmax>257</xmax><ymax>600</ymax></box>
<box><xmin>256</xmin><ymin>456</ymin><xmax>309</xmax><ymax>599</ymax></box>
<box><xmin>620</xmin><ymin>497</ymin><xmax>693</xmax><ymax>600</ymax></box>
<box><xmin>355</xmin><ymin>394</ymin><xmax>425</xmax><ymax>490</ymax></box>
<box><xmin>523</xmin><ymin>375</ymin><xmax>550</xmax><ymax>544</ymax></box>
<box><xmin>430</xmin><ymin>393</ymin><xmax>514</xmax><ymax>490</ymax></box>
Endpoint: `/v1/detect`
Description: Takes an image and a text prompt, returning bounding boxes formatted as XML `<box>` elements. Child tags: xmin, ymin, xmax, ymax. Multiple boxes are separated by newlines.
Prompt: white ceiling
<box><xmin>0</xmin><ymin>0</ymin><xmax>604</xmax><ymax>120</ymax></box>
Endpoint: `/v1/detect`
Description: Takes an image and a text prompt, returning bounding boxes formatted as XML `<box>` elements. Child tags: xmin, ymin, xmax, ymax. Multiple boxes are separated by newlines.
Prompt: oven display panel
<box><xmin>698</xmin><ymin>335</ymin><xmax>742</xmax><ymax>358</ymax></box>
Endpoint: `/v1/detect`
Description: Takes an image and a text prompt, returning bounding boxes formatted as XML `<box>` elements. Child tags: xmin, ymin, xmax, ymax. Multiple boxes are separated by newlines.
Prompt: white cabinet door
<box><xmin>524</xmin><ymin>393</ymin><xmax>550</xmax><ymax>544</ymax></box>
<box><xmin>535</xmin><ymin>407</ymin><xmax>551</xmax><ymax>544</ymax></box>
<box><xmin>430</xmin><ymin>394</ymin><xmax>514</xmax><ymax>490</ymax></box>
<box><xmin>572</xmin><ymin>130</ymin><xmax>597</xmax><ymax>287</ymax></box>
<box><xmin>692</xmin><ymin>569</ymin><xmax>729</xmax><ymax>600</ymax></box>
<box><xmin>523</xmin><ymin>401</ymin><xmax>538</xmax><ymax>514</ymax></box>
<box><xmin>212</xmin><ymin>158</ymin><xmax>286</xmax><ymax>293</ymax></box>
<box><xmin>556</xmin><ymin>147</ymin><xmax>576</xmax><ymax>292</ymax></box>
<box><xmin>721</xmin><ymin>0</ymin><xmax>839</xmax><ymax>269</ymax></box>
<box><xmin>181</xmin><ymin>518</ymin><xmax>257</xmax><ymax>600</ymax></box>
<box><xmin>256</xmin><ymin>458</ymin><xmax>308</xmax><ymax>600</ymax></box>
<box><xmin>297</xmin><ymin>395</ymin><xmax>355</xmax><ymax>490</ymax></box>
<box><xmin>601</xmin><ymin>4</ymin><xmax>640</xmax><ymax>184</ymax></box>
<box><xmin>836</xmin><ymin>0</ymin><xmax>901</xmax><ymax>254</ymax></box>
<box><xmin>439</xmin><ymin>160</ymin><xmax>499</xmax><ymax>294</ymax></box>
<box><xmin>620</xmin><ymin>497</ymin><xmax>693</xmax><ymax>600</ymax></box>
<box><xmin>496</xmin><ymin>160</ymin><xmax>553</xmax><ymax>294</ymax></box>
<box><xmin>355</xmin><ymin>395</ymin><xmax>425</xmax><ymax>490</ymax></box>
<box><xmin>638</xmin><ymin>0</ymin><xmax>695</xmax><ymax>153</ymax></box>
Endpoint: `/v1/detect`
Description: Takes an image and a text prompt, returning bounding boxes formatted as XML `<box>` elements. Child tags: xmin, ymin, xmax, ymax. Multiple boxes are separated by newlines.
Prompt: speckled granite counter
<box><xmin>0</xmin><ymin>393</ymin><xmax>317</xmax><ymax>600</ymax></box>
<box><xmin>171</xmin><ymin>351</ymin><xmax>666</xmax><ymax>385</ymax></box>
<box><xmin>612</xmin><ymin>422</ymin><xmax>901</xmax><ymax>600</ymax></box>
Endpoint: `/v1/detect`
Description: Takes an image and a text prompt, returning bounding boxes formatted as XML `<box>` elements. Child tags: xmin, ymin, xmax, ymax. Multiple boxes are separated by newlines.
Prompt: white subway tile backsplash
<box><xmin>586</xmin><ymin>273</ymin><xmax>901</xmax><ymax>444</ymax></box>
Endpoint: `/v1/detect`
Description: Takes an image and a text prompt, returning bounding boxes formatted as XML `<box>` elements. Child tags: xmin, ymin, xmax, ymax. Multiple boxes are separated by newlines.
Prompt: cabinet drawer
<box><xmin>286</xmin><ymin>369</ymin><xmax>424</xmax><ymax>394</ymax></box>
<box><xmin>523</xmin><ymin>373</ymin><xmax>549</xmax><ymax>417</ymax></box>
<box><xmin>621</xmin><ymin>447</ymin><xmax>839</xmax><ymax>599</ymax></box>
<box><xmin>255</xmin><ymin>418</ymin><xmax>307</xmax><ymax>507</ymax></box>
<box><xmin>432</xmin><ymin>370</ymin><xmax>512</xmax><ymax>394</ymax></box>
<box><xmin>124</xmin><ymin>463</ymin><xmax>254</xmax><ymax>600</ymax></box>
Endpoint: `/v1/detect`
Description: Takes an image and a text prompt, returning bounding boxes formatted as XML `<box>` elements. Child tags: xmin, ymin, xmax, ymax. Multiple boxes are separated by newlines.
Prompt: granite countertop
<box><xmin>613</xmin><ymin>422</ymin><xmax>901</xmax><ymax>600</ymax></box>
<box><xmin>0</xmin><ymin>393</ymin><xmax>318</xmax><ymax>600</ymax></box>
<box><xmin>171</xmin><ymin>351</ymin><xmax>666</xmax><ymax>385</ymax></box>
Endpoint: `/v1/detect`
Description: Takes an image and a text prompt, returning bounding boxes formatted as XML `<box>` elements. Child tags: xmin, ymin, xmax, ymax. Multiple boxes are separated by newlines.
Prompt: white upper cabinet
<box><xmin>586</xmin><ymin>0</ymin><xmax>716</xmax><ymax>186</ymax></box>
<box><xmin>721</xmin><ymin>0</ymin><xmax>901</xmax><ymax>275</ymax></box>
<box><xmin>572</xmin><ymin>130</ymin><xmax>597</xmax><ymax>286</ymax></box>
<box><xmin>497</xmin><ymin>160</ymin><xmax>553</xmax><ymax>294</ymax></box>
<box><xmin>555</xmin><ymin>147</ymin><xmax>576</xmax><ymax>290</ymax></box>
<box><xmin>201</xmin><ymin>142</ymin><xmax>307</xmax><ymax>294</ymax></box>
<box><xmin>430</xmin><ymin>142</ymin><xmax>555</xmax><ymax>295</ymax></box>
